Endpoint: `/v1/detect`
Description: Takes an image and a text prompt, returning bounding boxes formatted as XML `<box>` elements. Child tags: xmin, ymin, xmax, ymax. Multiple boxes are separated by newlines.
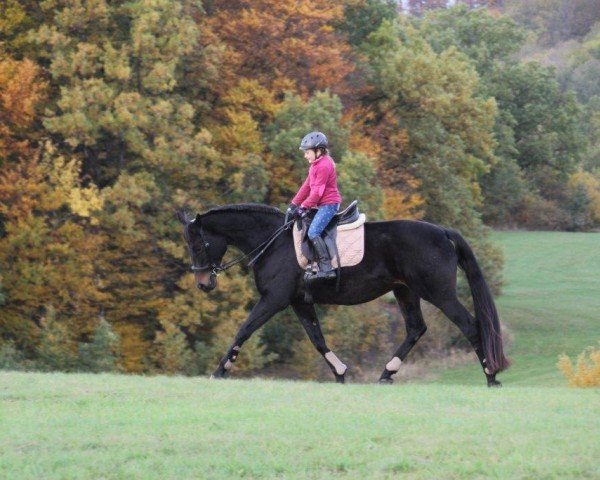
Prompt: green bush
<box><xmin>78</xmin><ymin>318</ymin><xmax>121</xmax><ymax>373</ymax></box>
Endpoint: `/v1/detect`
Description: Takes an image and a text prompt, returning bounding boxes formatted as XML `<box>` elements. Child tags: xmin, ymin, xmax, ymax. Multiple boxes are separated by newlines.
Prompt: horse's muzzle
<box><xmin>196</xmin><ymin>272</ymin><xmax>217</xmax><ymax>292</ymax></box>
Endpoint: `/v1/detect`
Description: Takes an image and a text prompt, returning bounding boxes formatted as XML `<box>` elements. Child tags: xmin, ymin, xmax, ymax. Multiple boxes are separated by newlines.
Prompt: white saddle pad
<box><xmin>292</xmin><ymin>214</ymin><xmax>366</xmax><ymax>268</ymax></box>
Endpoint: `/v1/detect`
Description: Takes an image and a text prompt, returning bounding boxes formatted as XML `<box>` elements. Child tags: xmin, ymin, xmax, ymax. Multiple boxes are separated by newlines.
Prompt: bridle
<box><xmin>188</xmin><ymin>218</ymin><xmax>296</xmax><ymax>277</ymax></box>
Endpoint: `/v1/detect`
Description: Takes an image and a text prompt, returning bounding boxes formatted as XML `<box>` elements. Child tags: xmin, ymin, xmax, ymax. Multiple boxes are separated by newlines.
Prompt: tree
<box><xmin>78</xmin><ymin>317</ymin><xmax>121</xmax><ymax>373</ymax></box>
<box><xmin>480</xmin><ymin>157</ymin><xmax>527</xmax><ymax>225</ymax></box>
<box><xmin>34</xmin><ymin>0</ymin><xmax>220</xmax><ymax>190</ymax></box>
<box><xmin>505</xmin><ymin>0</ymin><xmax>600</xmax><ymax>47</ymax></box>
<box><xmin>0</xmin><ymin>52</ymin><xmax>46</xmax><ymax>162</ymax></box>
<box><xmin>418</xmin><ymin>6</ymin><xmax>588</xmax><ymax>227</ymax></box>
<box><xmin>20</xmin><ymin>0</ymin><xmax>231</xmax><ymax>372</ymax></box>
<box><xmin>362</xmin><ymin>20</ymin><xmax>503</xmax><ymax>291</ymax></box>
<box><xmin>36</xmin><ymin>306</ymin><xmax>78</xmax><ymax>372</ymax></box>
<box><xmin>490</xmin><ymin>63</ymin><xmax>584</xmax><ymax>178</ymax></box>
<box><xmin>337</xmin><ymin>151</ymin><xmax>384</xmax><ymax>219</ymax></box>
<box><xmin>206</xmin><ymin>0</ymin><xmax>355</xmax><ymax>98</ymax></box>
<box><xmin>209</xmin><ymin>79</ymin><xmax>278</xmax><ymax>203</ymax></box>
<box><xmin>266</xmin><ymin>90</ymin><xmax>351</xmax><ymax>205</ymax></box>
<box><xmin>0</xmin><ymin>145</ymin><xmax>106</xmax><ymax>357</ymax></box>
<box><xmin>0</xmin><ymin>1</ymin><xmax>46</xmax><ymax>60</ymax></box>
<box><xmin>337</xmin><ymin>0</ymin><xmax>398</xmax><ymax>48</ymax></box>
<box><xmin>419</xmin><ymin>5</ymin><xmax>526</xmax><ymax>77</ymax></box>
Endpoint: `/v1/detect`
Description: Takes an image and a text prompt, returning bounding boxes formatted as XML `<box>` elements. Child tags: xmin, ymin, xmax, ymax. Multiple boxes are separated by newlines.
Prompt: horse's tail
<box><xmin>445</xmin><ymin>229</ymin><xmax>510</xmax><ymax>374</ymax></box>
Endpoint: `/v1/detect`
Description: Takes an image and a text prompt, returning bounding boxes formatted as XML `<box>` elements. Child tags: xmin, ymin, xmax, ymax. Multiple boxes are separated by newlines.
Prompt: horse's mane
<box><xmin>200</xmin><ymin>203</ymin><xmax>284</xmax><ymax>218</ymax></box>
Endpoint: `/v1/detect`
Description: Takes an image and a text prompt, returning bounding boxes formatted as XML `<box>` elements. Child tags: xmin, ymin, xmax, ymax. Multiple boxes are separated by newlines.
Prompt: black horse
<box><xmin>178</xmin><ymin>203</ymin><xmax>509</xmax><ymax>386</ymax></box>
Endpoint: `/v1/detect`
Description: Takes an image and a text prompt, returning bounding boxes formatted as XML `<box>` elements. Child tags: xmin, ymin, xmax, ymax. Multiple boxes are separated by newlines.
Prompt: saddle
<box><xmin>292</xmin><ymin>200</ymin><xmax>366</xmax><ymax>270</ymax></box>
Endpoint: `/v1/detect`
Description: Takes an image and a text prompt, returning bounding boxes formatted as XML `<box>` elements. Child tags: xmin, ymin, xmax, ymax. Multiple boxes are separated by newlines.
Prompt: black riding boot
<box><xmin>310</xmin><ymin>236</ymin><xmax>336</xmax><ymax>280</ymax></box>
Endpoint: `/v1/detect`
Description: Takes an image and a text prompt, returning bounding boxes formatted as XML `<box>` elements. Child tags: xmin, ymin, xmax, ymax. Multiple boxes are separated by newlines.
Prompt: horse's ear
<box><xmin>175</xmin><ymin>210</ymin><xmax>189</xmax><ymax>225</ymax></box>
<box><xmin>194</xmin><ymin>213</ymin><xmax>202</xmax><ymax>224</ymax></box>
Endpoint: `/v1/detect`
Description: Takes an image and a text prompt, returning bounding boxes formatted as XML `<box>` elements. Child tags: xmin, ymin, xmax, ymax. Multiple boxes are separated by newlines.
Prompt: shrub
<box><xmin>0</xmin><ymin>341</ymin><xmax>25</xmax><ymax>371</ymax></box>
<box><xmin>36</xmin><ymin>306</ymin><xmax>78</xmax><ymax>372</ymax></box>
<box><xmin>78</xmin><ymin>318</ymin><xmax>121</xmax><ymax>373</ymax></box>
<box><xmin>557</xmin><ymin>344</ymin><xmax>600</xmax><ymax>387</ymax></box>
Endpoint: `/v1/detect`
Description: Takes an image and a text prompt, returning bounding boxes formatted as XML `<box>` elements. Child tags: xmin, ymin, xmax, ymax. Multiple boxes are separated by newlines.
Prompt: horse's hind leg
<box><xmin>378</xmin><ymin>286</ymin><xmax>427</xmax><ymax>384</ymax></box>
<box><xmin>292</xmin><ymin>302</ymin><xmax>347</xmax><ymax>384</ymax></box>
<box><xmin>435</xmin><ymin>297</ymin><xmax>501</xmax><ymax>387</ymax></box>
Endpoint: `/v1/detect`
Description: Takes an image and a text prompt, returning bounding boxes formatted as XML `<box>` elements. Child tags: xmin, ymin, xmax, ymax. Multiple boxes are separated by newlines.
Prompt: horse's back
<box><xmin>365</xmin><ymin>219</ymin><xmax>451</xmax><ymax>248</ymax></box>
<box><xmin>363</xmin><ymin>219</ymin><xmax>458</xmax><ymax>284</ymax></box>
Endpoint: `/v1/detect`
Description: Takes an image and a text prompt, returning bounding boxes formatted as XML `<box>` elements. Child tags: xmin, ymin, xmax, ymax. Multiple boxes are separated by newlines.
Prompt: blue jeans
<box><xmin>308</xmin><ymin>204</ymin><xmax>340</xmax><ymax>240</ymax></box>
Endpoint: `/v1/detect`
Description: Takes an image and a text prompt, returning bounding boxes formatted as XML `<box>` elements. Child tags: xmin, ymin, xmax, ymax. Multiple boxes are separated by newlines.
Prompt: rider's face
<box><xmin>304</xmin><ymin>149</ymin><xmax>317</xmax><ymax>163</ymax></box>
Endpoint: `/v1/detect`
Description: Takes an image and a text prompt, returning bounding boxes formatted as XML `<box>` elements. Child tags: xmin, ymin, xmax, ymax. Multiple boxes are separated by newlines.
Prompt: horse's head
<box><xmin>178</xmin><ymin>212</ymin><xmax>227</xmax><ymax>292</ymax></box>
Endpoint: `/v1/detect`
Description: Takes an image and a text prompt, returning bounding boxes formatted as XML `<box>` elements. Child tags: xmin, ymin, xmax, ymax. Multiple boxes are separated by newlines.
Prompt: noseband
<box><xmin>191</xmin><ymin>263</ymin><xmax>222</xmax><ymax>276</ymax></box>
<box><xmin>189</xmin><ymin>236</ymin><xmax>224</xmax><ymax>276</ymax></box>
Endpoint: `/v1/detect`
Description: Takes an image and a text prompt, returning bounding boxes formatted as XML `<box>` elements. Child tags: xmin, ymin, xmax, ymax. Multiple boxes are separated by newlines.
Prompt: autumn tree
<box><xmin>0</xmin><ymin>144</ymin><xmax>106</xmax><ymax>359</ymax></box>
<box><xmin>0</xmin><ymin>52</ymin><xmax>46</xmax><ymax>162</ymax></box>
<box><xmin>0</xmin><ymin>53</ymin><xmax>108</xmax><ymax>361</ymax></box>
<box><xmin>33</xmin><ymin>0</ymin><xmax>220</xmax><ymax>190</ymax></box>
<box><xmin>206</xmin><ymin>0</ymin><xmax>355</xmax><ymax>99</ymax></box>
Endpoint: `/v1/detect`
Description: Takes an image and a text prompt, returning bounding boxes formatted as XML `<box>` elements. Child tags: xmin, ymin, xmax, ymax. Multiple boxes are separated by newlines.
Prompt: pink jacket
<box><xmin>292</xmin><ymin>155</ymin><xmax>342</xmax><ymax>209</ymax></box>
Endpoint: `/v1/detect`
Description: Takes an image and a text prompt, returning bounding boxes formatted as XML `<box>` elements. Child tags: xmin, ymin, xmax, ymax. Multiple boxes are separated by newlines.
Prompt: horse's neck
<box><xmin>203</xmin><ymin>211</ymin><xmax>283</xmax><ymax>254</ymax></box>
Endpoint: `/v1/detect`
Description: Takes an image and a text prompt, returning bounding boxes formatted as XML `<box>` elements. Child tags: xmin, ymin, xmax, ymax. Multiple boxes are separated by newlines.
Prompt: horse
<box><xmin>178</xmin><ymin>203</ymin><xmax>509</xmax><ymax>386</ymax></box>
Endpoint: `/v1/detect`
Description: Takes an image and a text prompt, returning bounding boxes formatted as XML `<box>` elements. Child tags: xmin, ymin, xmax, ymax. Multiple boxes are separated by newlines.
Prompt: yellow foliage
<box><xmin>40</xmin><ymin>143</ymin><xmax>104</xmax><ymax>218</ymax></box>
<box><xmin>557</xmin><ymin>344</ymin><xmax>600</xmax><ymax>387</ymax></box>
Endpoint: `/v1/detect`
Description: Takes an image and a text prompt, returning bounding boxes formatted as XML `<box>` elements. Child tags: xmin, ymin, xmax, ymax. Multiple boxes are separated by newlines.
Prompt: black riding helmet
<box><xmin>299</xmin><ymin>131</ymin><xmax>328</xmax><ymax>151</ymax></box>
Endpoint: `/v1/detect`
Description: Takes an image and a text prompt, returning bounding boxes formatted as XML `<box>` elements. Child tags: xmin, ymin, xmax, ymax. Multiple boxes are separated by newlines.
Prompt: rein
<box><xmin>191</xmin><ymin>219</ymin><xmax>296</xmax><ymax>276</ymax></box>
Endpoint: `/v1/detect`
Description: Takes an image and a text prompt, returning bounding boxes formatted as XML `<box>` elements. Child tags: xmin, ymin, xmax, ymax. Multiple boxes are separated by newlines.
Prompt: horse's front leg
<box><xmin>211</xmin><ymin>296</ymin><xmax>287</xmax><ymax>379</ymax></box>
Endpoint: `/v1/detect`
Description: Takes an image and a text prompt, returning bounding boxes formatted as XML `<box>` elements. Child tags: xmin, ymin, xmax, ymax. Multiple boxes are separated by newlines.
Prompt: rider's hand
<box><xmin>295</xmin><ymin>207</ymin><xmax>308</xmax><ymax>219</ymax></box>
<box><xmin>286</xmin><ymin>204</ymin><xmax>298</xmax><ymax>216</ymax></box>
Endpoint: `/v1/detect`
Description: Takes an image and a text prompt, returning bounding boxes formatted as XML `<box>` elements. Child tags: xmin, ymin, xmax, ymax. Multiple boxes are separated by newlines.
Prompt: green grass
<box><xmin>1</xmin><ymin>372</ymin><xmax>599</xmax><ymax>479</ymax></box>
<box><xmin>434</xmin><ymin>231</ymin><xmax>600</xmax><ymax>386</ymax></box>
<box><xmin>1</xmin><ymin>231</ymin><xmax>599</xmax><ymax>479</ymax></box>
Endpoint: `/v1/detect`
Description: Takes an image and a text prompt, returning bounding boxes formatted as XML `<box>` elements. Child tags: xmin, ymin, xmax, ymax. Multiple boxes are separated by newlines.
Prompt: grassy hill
<box><xmin>1</xmin><ymin>231</ymin><xmax>599</xmax><ymax>479</ymax></box>
<box><xmin>434</xmin><ymin>231</ymin><xmax>600</xmax><ymax>386</ymax></box>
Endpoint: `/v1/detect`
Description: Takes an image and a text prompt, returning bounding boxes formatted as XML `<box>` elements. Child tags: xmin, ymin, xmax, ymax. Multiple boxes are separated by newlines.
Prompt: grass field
<box><xmin>1</xmin><ymin>231</ymin><xmax>599</xmax><ymax>479</ymax></box>
<box><xmin>1</xmin><ymin>372</ymin><xmax>599</xmax><ymax>479</ymax></box>
<box><xmin>435</xmin><ymin>231</ymin><xmax>600</xmax><ymax>386</ymax></box>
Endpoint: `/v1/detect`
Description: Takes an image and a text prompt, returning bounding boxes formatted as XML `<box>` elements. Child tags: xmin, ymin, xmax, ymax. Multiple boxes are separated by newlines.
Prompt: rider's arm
<box><xmin>292</xmin><ymin>174</ymin><xmax>310</xmax><ymax>206</ymax></box>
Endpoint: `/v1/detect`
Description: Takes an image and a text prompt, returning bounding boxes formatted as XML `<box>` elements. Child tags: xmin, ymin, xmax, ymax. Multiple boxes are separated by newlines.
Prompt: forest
<box><xmin>1</xmin><ymin>0</ymin><xmax>598</xmax><ymax>377</ymax></box>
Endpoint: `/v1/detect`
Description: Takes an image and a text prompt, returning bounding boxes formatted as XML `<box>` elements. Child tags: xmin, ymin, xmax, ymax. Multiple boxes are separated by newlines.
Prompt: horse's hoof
<box><xmin>487</xmin><ymin>380</ymin><xmax>502</xmax><ymax>388</ymax></box>
<box><xmin>335</xmin><ymin>374</ymin><xmax>345</xmax><ymax>384</ymax></box>
<box><xmin>378</xmin><ymin>377</ymin><xmax>394</xmax><ymax>385</ymax></box>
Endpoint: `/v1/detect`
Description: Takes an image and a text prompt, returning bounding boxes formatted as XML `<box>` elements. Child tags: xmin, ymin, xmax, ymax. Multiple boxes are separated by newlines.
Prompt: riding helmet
<box><xmin>299</xmin><ymin>131</ymin><xmax>328</xmax><ymax>151</ymax></box>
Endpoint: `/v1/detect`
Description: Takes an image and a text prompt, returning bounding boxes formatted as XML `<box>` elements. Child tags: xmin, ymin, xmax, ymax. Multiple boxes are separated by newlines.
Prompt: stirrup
<box><xmin>307</xmin><ymin>266</ymin><xmax>336</xmax><ymax>281</ymax></box>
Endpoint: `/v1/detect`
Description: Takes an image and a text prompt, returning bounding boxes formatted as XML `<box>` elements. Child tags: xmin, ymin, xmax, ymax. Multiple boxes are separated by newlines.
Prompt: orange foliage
<box><xmin>207</xmin><ymin>0</ymin><xmax>355</xmax><ymax>98</ymax></box>
<box><xmin>0</xmin><ymin>55</ymin><xmax>46</xmax><ymax>160</ymax></box>
<box><xmin>383</xmin><ymin>184</ymin><xmax>425</xmax><ymax>220</ymax></box>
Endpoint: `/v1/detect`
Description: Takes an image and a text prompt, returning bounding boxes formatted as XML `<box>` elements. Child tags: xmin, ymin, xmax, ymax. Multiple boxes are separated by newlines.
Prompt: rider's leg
<box><xmin>307</xmin><ymin>204</ymin><xmax>339</xmax><ymax>279</ymax></box>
